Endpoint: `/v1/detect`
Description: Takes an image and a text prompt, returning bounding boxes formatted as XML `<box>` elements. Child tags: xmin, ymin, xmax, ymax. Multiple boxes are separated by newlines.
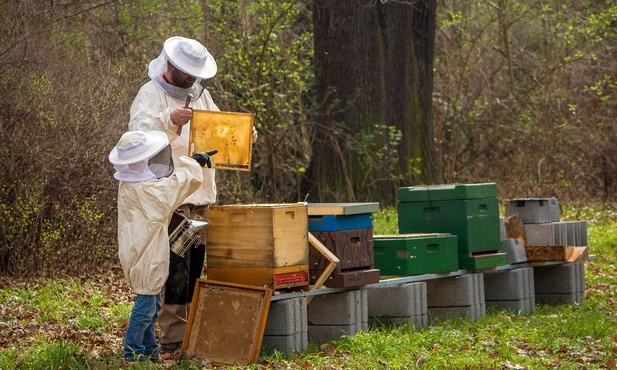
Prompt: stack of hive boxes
<box><xmin>205</xmin><ymin>203</ymin><xmax>310</xmax><ymax>292</ymax></box>
<box><xmin>308</xmin><ymin>203</ymin><xmax>381</xmax><ymax>288</ymax></box>
<box><xmin>397</xmin><ymin>183</ymin><xmax>506</xmax><ymax>269</ymax></box>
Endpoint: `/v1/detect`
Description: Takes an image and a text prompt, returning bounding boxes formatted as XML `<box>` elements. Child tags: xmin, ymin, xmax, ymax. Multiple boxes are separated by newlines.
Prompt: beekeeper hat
<box><xmin>164</xmin><ymin>36</ymin><xmax>217</xmax><ymax>79</ymax></box>
<box><xmin>109</xmin><ymin>131</ymin><xmax>169</xmax><ymax>165</ymax></box>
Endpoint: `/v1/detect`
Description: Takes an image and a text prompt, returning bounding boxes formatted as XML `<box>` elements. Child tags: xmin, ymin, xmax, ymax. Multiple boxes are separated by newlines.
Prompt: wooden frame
<box><xmin>189</xmin><ymin>110</ymin><xmax>254</xmax><ymax>171</ymax></box>
<box><xmin>182</xmin><ymin>279</ymin><xmax>272</xmax><ymax>366</ymax></box>
<box><xmin>307</xmin><ymin>233</ymin><xmax>340</xmax><ymax>304</ymax></box>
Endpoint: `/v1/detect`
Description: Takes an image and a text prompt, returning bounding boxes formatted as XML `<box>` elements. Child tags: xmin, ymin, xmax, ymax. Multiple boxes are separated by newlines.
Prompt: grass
<box><xmin>1</xmin><ymin>204</ymin><xmax>617</xmax><ymax>369</ymax></box>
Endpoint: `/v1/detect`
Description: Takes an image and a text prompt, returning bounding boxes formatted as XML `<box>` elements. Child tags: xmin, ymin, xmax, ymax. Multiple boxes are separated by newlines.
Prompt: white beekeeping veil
<box><xmin>148</xmin><ymin>36</ymin><xmax>217</xmax><ymax>100</ymax></box>
<box><xmin>109</xmin><ymin>131</ymin><xmax>174</xmax><ymax>182</ymax></box>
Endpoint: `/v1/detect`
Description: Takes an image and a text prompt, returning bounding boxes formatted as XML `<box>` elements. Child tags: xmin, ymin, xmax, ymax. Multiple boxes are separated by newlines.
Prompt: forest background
<box><xmin>1</xmin><ymin>0</ymin><xmax>616</xmax><ymax>277</ymax></box>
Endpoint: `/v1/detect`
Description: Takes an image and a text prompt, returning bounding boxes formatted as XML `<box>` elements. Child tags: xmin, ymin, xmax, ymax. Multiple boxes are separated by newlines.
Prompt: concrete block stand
<box><xmin>533</xmin><ymin>262</ymin><xmax>586</xmax><ymax>305</ymax></box>
<box><xmin>307</xmin><ymin>289</ymin><xmax>368</xmax><ymax>343</ymax></box>
<box><xmin>367</xmin><ymin>282</ymin><xmax>428</xmax><ymax>330</ymax></box>
<box><xmin>426</xmin><ymin>273</ymin><xmax>485</xmax><ymax>322</ymax></box>
<box><xmin>484</xmin><ymin>267</ymin><xmax>535</xmax><ymax>315</ymax></box>
<box><xmin>525</xmin><ymin>221</ymin><xmax>588</xmax><ymax>247</ymax></box>
<box><xmin>507</xmin><ymin>198</ymin><xmax>560</xmax><ymax>224</ymax></box>
<box><xmin>524</xmin><ymin>223</ymin><xmax>555</xmax><ymax>246</ymax></box>
<box><xmin>260</xmin><ymin>260</ymin><xmax>588</xmax><ymax>354</ymax></box>
<box><xmin>262</xmin><ymin>297</ymin><xmax>308</xmax><ymax>354</ymax></box>
<box><xmin>500</xmin><ymin>238</ymin><xmax>528</xmax><ymax>264</ymax></box>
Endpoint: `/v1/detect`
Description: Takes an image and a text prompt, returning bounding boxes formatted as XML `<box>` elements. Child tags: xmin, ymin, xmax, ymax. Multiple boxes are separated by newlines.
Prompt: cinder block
<box><xmin>484</xmin><ymin>267</ymin><xmax>535</xmax><ymax>315</ymax></box>
<box><xmin>533</xmin><ymin>262</ymin><xmax>585</xmax><ymax>305</ymax></box>
<box><xmin>307</xmin><ymin>289</ymin><xmax>367</xmax><ymax>325</ymax></box>
<box><xmin>484</xmin><ymin>268</ymin><xmax>529</xmax><ymax>300</ymax></box>
<box><xmin>426</xmin><ymin>273</ymin><xmax>484</xmax><ymax>307</ymax></box>
<box><xmin>500</xmin><ymin>238</ymin><xmax>527</xmax><ymax>264</ymax></box>
<box><xmin>559</xmin><ymin>221</ymin><xmax>588</xmax><ymax>246</ymax></box>
<box><xmin>307</xmin><ymin>290</ymin><xmax>368</xmax><ymax>343</ymax></box>
<box><xmin>507</xmin><ymin>198</ymin><xmax>560</xmax><ymax>224</ymax></box>
<box><xmin>261</xmin><ymin>332</ymin><xmax>308</xmax><ymax>354</ymax></box>
<box><xmin>367</xmin><ymin>282</ymin><xmax>426</xmax><ymax>317</ymax></box>
<box><xmin>526</xmin><ymin>221</ymin><xmax>588</xmax><ymax>247</ymax></box>
<box><xmin>265</xmin><ymin>297</ymin><xmax>307</xmax><ymax>335</ymax></box>
<box><xmin>552</xmin><ymin>222</ymin><xmax>566</xmax><ymax>245</ymax></box>
<box><xmin>534</xmin><ymin>262</ymin><xmax>585</xmax><ymax>293</ymax></box>
<box><xmin>524</xmin><ymin>224</ymin><xmax>555</xmax><ymax>245</ymax></box>
<box><xmin>579</xmin><ymin>221</ymin><xmax>588</xmax><ymax>246</ymax></box>
<box><xmin>262</xmin><ymin>297</ymin><xmax>308</xmax><ymax>354</ymax></box>
<box><xmin>499</xmin><ymin>217</ymin><xmax>507</xmax><ymax>241</ymax></box>
<box><xmin>367</xmin><ymin>282</ymin><xmax>427</xmax><ymax>330</ymax></box>
<box><xmin>567</xmin><ymin>221</ymin><xmax>578</xmax><ymax>246</ymax></box>
<box><xmin>426</xmin><ymin>273</ymin><xmax>485</xmax><ymax>322</ymax></box>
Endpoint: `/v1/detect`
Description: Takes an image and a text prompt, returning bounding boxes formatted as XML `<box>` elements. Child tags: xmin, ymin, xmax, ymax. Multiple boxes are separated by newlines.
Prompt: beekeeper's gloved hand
<box><xmin>191</xmin><ymin>150</ymin><xmax>218</xmax><ymax>168</ymax></box>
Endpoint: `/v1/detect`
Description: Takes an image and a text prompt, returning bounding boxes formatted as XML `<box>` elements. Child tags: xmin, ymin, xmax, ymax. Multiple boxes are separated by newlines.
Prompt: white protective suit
<box><xmin>128</xmin><ymin>81</ymin><xmax>219</xmax><ymax>206</ymax></box>
<box><xmin>117</xmin><ymin>156</ymin><xmax>203</xmax><ymax>295</ymax></box>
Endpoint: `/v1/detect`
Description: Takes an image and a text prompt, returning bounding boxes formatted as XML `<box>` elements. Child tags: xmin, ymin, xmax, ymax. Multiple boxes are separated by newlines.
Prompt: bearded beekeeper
<box><xmin>109</xmin><ymin>130</ymin><xmax>214</xmax><ymax>362</ymax></box>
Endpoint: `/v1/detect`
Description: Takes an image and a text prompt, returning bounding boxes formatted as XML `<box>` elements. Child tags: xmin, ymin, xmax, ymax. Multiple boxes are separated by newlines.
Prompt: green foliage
<box><xmin>203</xmin><ymin>0</ymin><xmax>315</xmax><ymax>202</ymax></box>
<box><xmin>373</xmin><ymin>206</ymin><xmax>399</xmax><ymax>235</ymax></box>
<box><xmin>0</xmin><ymin>2</ymin><xmax>135</xmax><ymax>276</ymax></box>
<box><xmin>99</xmin><ymin>0</ymin><xmax>206</xmax><ymax>62</ymax></box>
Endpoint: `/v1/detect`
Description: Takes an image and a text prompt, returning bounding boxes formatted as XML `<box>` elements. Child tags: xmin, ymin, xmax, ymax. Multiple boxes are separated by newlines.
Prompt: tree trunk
<box><xmin>305</xmin><ymin>0</ymin><xmax>437</xmax><ymax>205</ymax></box>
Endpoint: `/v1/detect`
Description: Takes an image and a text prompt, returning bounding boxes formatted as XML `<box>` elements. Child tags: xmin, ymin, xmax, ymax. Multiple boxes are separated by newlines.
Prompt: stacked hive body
<box><xmin>205</xmin><ymin>203</ymin><xmax>310</xmax><ymax>292</ymax></box>
<box><xmin>373</xmin><ymin>233</ymin><xmax>459</xmax><ymax>275</ymax></box>
<box><xmin>398</xmin><ymin>183</ymin><xmax>506</xmax><ymax>269</ymax></box>
<box><xmin>308</xmin><ymin>203</ymin><xmax>381</xmax><ymax>288</ymax></box>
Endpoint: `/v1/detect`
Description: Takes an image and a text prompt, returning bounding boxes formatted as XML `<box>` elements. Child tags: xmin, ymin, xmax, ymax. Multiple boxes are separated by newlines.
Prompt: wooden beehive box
<box><xmin>205</xmin><ymin>203</ymin><xmax>309</xmax><ymax>290</ymax></box>
<box><xmin>308</xmin><ymin>202</ymin><xmax>381</xmax><ymax>287</ymax></box>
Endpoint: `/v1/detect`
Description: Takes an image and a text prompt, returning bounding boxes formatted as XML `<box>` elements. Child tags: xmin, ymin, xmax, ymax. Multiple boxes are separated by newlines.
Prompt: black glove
<box><xmin>191</xmin><ymin>150</ymin><xmax>218</xmax><ymax>168</ymax></box>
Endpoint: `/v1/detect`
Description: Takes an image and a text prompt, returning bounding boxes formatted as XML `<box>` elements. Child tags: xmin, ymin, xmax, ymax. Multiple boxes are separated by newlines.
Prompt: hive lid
<box><xmin>373</xmin><ymin>233</ymin><xmax>454</xmax><ymax>240</ymax></box>
<box><xmin>307</xmin><ymin>202</ymin><xmax>380</xmax><ymax>216</ymax></box>
<box><xmin>398</xmin><ymin>183</ymin><xmax>497</xmax><ymax>202</ymax></box>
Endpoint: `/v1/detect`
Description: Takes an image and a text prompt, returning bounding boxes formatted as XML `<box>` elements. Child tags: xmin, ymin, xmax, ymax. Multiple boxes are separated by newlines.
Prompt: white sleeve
<box><xmin>128</xmin><ymin>82</ymin><xmax>178</xmax><ymax>136</ymax></box>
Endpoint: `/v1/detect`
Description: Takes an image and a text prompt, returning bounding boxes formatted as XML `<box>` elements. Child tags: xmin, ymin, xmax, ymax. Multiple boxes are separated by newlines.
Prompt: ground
<box><xmin>0</xmin><ymin>270</ymin><xmax>193</xmax><ymax>365</ymax></box>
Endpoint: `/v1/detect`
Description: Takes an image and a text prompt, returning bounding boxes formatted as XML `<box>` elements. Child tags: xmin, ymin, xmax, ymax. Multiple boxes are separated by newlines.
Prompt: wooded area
<box><xmin>1</xmin><ymin>0</ymin><xmax>616</xmax><ymax>276</ymax></box>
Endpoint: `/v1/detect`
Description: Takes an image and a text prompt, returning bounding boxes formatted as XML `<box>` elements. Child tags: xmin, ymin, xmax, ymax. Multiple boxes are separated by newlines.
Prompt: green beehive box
<box><xmin>373</xmin><ymin>233</ymin><xmax>459</xmax><ymax>276</ymax></box>
<box><xmin>398</xmin><ymin>183</ymin><xmax>500</xmax><ymax>255</ymax></box>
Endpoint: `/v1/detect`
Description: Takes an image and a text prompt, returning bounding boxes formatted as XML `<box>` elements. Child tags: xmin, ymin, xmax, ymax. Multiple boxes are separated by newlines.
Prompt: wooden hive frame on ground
<box><xmin>183</xmin><ymin>279</ymin><xmax>272</xmax><ymax>366</ymax></box>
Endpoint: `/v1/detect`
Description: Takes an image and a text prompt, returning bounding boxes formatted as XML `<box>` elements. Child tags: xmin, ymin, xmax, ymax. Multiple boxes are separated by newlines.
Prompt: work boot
<box><xmin>160</xmin><ymin>341</ymin><xmax>182</xmax><ymax>354</ymax></box>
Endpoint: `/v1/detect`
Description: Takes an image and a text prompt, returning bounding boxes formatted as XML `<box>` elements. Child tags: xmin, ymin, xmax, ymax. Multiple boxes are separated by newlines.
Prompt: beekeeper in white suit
<box><xmin>128</xmin><ymin>36</ymin><xmax>257</xmax><ymax>353</ymax></box>
<box><xmin>109</xmin><ymin>130</ymin><xmax>214</xmax><ymax>362</ymax></box>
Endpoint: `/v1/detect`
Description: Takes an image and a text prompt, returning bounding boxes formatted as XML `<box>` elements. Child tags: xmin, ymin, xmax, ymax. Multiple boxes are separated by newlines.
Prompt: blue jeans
<box><xmin>124</xmin><ymin>293</ymin><xmax>162</xmax><ymax>361</ymax></box>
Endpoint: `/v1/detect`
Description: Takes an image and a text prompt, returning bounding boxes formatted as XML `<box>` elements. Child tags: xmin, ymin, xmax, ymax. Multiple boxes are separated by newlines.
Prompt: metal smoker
<box><xmin>168</xmin><ymin>211</ymin><xmax>207</xmax><ymax>257</ymax></box>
